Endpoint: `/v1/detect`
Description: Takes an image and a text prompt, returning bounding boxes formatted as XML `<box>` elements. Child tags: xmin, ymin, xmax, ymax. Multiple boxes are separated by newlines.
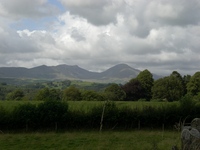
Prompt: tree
<box><xmin>165</xmin><ymin>75</ymin><xmax>184</xmax><ymax>101</ymax></box>
<box><xmin>122</xmin><ymin>78</ymin><xmax>144</xmax><ymax>101</ymax></box>
<box><xmin>152</xmin><ymin>75</ymin><xmax>184</xmax><ymax>102</ymax></box>
<box><xmin>183</xmin><ymin>74</ymin><xmax>191</xmax><ymax>93</ymax></box>
<box><xmin>0</xmin><ymin>85</ymin><xmax>8</xmax><ymax>100</ymax></box>
<box><xmin>35</xmin><ymin>88</ymin><xmax>61</xmax><ymax>101</ymax></box>
<box><xmin>152</xmin><ymin>77</ymin><xmax>168</xmax><ymax>101</ymax></box>
<box><xmin>6</xmin><ymin>89</ymin><xmax>24</xmax><ymax>100</ymax></box>
<box><xmin>63</xmin><ymin>86</ymin><xmax>81</xmax><ymax>101</ymax></box>
<box><xmin>35</xmin><ymin>88</ymin><xmax>49</xmax><ymax>101</ymax></box>
<box><xmin>12</xmin><ymin>103</ymin><xmax>37</xmax><ymax>130</ymax></box>
<box><xmin>171</xmin><ymin>71</ymin><xmax>185</xmax><ymax>95</ymax></box>
<box><xmin>137</xmin><ymin>69</ymin><xmax>154</xmax><ymax>100</ymax></box>
<box><xmin>187</xmin><ymin>72</ymin><xmax>200</xmax><ymax>96</ymax></box>
<box><xmin>183</xmin><ymin>75</ymin><xmax>191</xmax><ymax>86</ymax></box>
<box><xmin>81</xmin><ymin>90</ymin><xmax>102</xmax><ymax>101</ymax></box>
<box><xmin>49</xmin><ymin>89</ymin><xmax>62</xmax><ymax>101</ymax></box>
<box><xmin>104</xmin><ymin>83</ymin><xmax>126</xmax><ymax>101</ymax></box>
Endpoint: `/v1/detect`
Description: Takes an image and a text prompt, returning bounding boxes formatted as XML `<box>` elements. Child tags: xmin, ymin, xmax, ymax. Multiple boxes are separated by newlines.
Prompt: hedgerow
<box><xmin>0</xmin><ymin>99</ymin><xmax>199</xmax><ymax>131</ymax></box>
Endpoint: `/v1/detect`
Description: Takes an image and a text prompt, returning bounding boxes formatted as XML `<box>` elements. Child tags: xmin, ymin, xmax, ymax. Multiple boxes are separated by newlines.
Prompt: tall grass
<box><xmin>0</xmin><ymin>130</ymin><xmax>180</xmax><ymax>150</ymax></box>
<box><xmin>0</xmin><ymin>100</ymin><xmax>178</xmax><ymax>112</ymax></box>
<box><xmin>0</xmin><ymin>101</ymin><xmax>41</xmax><ymax>112</ymax></box>
<box><xmin>0</xmin><ymin>100</ymin><xmax>198</xmax><ymax>131</ymax></box>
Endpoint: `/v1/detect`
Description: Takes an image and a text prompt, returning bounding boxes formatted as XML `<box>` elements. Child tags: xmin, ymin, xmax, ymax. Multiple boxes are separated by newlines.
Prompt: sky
<box><xmin>0</xmin><ymin>0</ymin><xmax>200</xmax><ymax>76</ymax></box>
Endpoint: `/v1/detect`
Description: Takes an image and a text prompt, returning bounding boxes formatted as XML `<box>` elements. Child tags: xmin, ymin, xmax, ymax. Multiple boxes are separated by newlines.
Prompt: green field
<box><xmin>0</xmin><ymin>100</ymin><xmax>179</xmax><ymax>112</ymax></box>
<box><xmin>0</xmin><ymin>101</ymin><xmax>183</xmax><ymax>149</ymax></box>
<box><xmin>0</xmin><ymin>101</ymin><xmax>42</xmax><ymax>112</ymax></box>
<box><xmin>0</xmin><ymin>130</ymin><xmax>180</xmax><ymax>150</ymax></box>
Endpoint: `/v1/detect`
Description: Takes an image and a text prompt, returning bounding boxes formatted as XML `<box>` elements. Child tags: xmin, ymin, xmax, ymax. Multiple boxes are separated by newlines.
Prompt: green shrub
<box><xmin>117</xmin><ymin>106</ymin><xmax>140</xmax><ymax>129</ymax></box>
<box><xmin>2</xmin><ymin>100</ymin><xmax>200</xmax><ymax>131</ymax></box>
<box><xmin>6</xmin><ymin>89</ymin><xmax>24</xmax><ymax>100</ymax></box>
<box><xmin>81</xmin><ymin>90</ymin><xmax>102</xmax><ymax>101</ymax></box>
<box><xmin>179</xmin><ymin>94</ymin><xmax>196</xmax><ymax>117</ymax></box>
<box><xmin>12</xmin><ymin>103</ymin><xmax>37</xmax><ymax>130</ymax></box>
<box><xmin>138</xmin><ymin>98</ymin><xmax>147</xmax><ymax>102</ymax></box>
<box><xmin>0</xmin><ymin>106</ymin><xmax>7</xmax><ymax>129</ymax></box>
<box><xmin>63</xmin><ymin>86</ymin><xmax>81</xmax><ymax>101</ymax></box>
<box><xmin>37</xmin><ymin>100</ymin><xmax>68</xmax><ymax>128</ymax></box>
<box><xmin>150</xmin><ymin>99</ymin><xmax>166</xmax><ymax>102</ymax></box>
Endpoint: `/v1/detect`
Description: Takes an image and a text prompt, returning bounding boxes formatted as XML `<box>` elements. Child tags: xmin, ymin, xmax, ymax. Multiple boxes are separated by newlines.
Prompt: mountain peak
<box><xmin>0</xmin><ymin>64</ymin><xmax>143</xmax><ymax>83</ymax></box>
<box><xmin>100</xmin><ymin>64</ymin><xmax>140</xmax><ymax>80</ymax></box>
<box><xmin>110</xmin><ymin>64</ymin><xmax>133</xmax><ymax>69</ymax></box>
<box><xmin>115</xmin><ymin>63</ymin><xmax>130</xmax><ymax>67</ymax></box>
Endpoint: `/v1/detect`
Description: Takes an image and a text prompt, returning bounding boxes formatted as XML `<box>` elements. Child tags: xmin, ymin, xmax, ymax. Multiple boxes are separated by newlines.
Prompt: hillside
<box><xmin>0</xmin><ymin>64</ymin><xmax>147</xmax><ymax>83</ymax></box>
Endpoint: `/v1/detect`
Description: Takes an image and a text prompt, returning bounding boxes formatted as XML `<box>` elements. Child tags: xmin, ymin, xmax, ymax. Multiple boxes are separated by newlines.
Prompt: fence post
<box><xmin>138</xmin><ymin>120</ymin><xmax>140</xmax><ymax>130</ymax></box>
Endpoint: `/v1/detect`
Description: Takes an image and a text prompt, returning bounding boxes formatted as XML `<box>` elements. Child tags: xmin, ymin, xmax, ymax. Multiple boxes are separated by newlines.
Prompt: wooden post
<box><xmin>138</xmin><ymin>120</ymin><xmax>140</xmax><ymax>130</ymax></box>
<box><xmin>0</xmin><ymin>130</ymin><xmax>4</xmax><ymax>134</ymax></box>
<box><xmin>162</xmin><ymin>123</ymin><xmax>164</xmax><ymax>139</ymax></box>
<box><xmin>26</xmin><ymin>121</ymin><xmax>28</xmax><ymax>132</ymax></box>
<box><xmin>100</xmin><ymin>102</ymin><xmax>106</xmax><ymax>132</ymax></box>
<box><xmin>55</xmin><ymin>122</ymin><xmax>58</xmax><ymax>131</ymax></box>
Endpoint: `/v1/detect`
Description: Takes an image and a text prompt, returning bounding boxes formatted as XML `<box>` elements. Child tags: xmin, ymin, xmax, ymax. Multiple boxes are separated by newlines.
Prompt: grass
<box><xmin>0</xmin><ymin>101</ymin><xmax>182</xmax><ymax>149</ymax></box>
<box><xmin>0</xmin><ymin>100</ymin><xmax>179</xmax><ymax>113</ymax></box>
<box><xmin>0</xmin><ymin>130</ymin><xmax>180</xmax><ymax>150</ymax></box>
<box><xmin>0</xmin><ymin>101</ymin><xmax>41</xmax><ymax>112</ymax></box>
<box><xmin>58</xmin><ymin>101</ymin><xmax>179</xmax><ymax>113</ymax></box>
<box><xmin>115</xmin><ymin>101</ymin><xmax>178</xmax><ymax>109</ymax></box>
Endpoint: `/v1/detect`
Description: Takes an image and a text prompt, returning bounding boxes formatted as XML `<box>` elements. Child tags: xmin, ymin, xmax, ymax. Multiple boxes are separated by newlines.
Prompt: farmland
<box><xmin>0</xmin><ymin>100</ymin><xmax>192</xmax><ymax>149</ymax></box>
<box><xmin>0</xmin><ymin>130</ymin><xmax>180</xmax><ymax>150</ymax></box>
<box><xmin>0</xmin><ymin>100</ymin><xmax>178</xmax><ymax>112</ymax></box>
<box><xmin>0</xmin><ymin>100</ymin><xmax>197</xmax><ymax>131</ymax></box>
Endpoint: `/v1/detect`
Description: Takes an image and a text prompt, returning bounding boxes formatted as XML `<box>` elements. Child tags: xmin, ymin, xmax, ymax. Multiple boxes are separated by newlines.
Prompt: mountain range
<box><xmin>0</xmin><ymin>64</ymin><xmax>159</xmax><ymax>83</ymax></box>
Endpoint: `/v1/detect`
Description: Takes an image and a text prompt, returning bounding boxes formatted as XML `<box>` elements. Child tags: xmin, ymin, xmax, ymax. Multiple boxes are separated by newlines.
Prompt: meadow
<box><xmin>0</xmin><ymin>100</ymin><xmax>178</xmax><ymax>112</ymax></box>
<box><xmin>0</xmin><ymin>100</ymin><xmax>185</xmax><ymax>149</ymax></box>
<box><xmin>0</xmin><ymin>130</ymin><xmax>180</xmax><ymax>150</ymax></box>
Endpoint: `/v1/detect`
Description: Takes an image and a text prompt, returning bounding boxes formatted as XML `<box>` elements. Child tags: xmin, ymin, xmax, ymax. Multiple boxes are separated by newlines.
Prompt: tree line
<box><xmin>2</xmin><ymin>69</ymin><xmax>200</xmax><ymax>102</ymax></box>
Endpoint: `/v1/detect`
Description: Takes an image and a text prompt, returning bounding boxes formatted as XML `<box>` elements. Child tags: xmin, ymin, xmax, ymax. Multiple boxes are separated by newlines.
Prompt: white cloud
<box><xmin>0</xmin><ymin>0</ymin><xmax>200</xmax><ymax>76</ymax></box>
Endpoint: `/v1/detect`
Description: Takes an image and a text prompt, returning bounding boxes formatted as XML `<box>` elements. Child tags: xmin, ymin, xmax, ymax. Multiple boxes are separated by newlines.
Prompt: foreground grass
<box><xmin>0</xmin><ymin>130</ymin><xmax>180</xmax><ymax>150</ymax></box>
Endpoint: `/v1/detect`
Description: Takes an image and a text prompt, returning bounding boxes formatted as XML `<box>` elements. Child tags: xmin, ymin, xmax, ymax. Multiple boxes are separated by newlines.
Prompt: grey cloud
<box><xmin>60</xmin><ymin>0</ymin><xmax>124</xmax><ymax>25</ymax></box>
<box><xmin>70</xmin><ymin>28</ymin><xmax>86</xmax><ymax>42</ymax></box>
<box><xmin>121</xmin><ymin>0</ymin><xmax>200</xmax><ymax>38</ymax></box>
<box><xmin>0</xmin><ymin>0</ymin><xmax>59</xmax><ymax>19</ymax></box>
<box><xmin>0</xmin><ymin>29</ymin><xmax>38</xmax><ymax>54</ymax></box>
<box><xmin>165</xmin><ymin>0</ymin><xmax>200</xmax><ymax>26</ymax></box>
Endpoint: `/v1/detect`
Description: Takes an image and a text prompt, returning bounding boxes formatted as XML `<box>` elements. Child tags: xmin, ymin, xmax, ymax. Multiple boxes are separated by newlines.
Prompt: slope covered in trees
<box><xmin>1</xmin><ymin>69</ymin><xmax>199</xmax><ymax>102</ymax></box>
<box><xmin>1</xmin><ymin>70</ymin><xmax>200</xmax><ymax>132</ymax></box>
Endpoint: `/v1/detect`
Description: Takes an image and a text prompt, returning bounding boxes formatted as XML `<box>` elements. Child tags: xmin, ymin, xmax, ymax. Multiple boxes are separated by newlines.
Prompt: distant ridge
<box><xmin>100</xmin><ymin>64</ymin><xmax>140</xmax><ymax>78</ymax></box>
<box><xmin>0</xmin><ymin>64</ymin><xmax>159</xmax><ymax>83</ymax></box>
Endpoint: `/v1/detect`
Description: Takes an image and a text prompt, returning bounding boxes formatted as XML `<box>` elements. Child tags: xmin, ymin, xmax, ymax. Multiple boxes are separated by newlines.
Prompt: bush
<box><xmin>103</xmin><ymin>101</ymin><xmax>118</xmax><ymax>128</ymax></box>
<box><xmin>0</xmin><ymin>106</ymin><xmax>7</xmax><ymax>129</ymax></box>
<box><xmin>180</xmin><ymin>94</ymin><xmax>196</xmax><ymax>117</ymax></box>
<box><xmin>150</xmin><ymin>99</ymin><xmax>166</xmax><ymax>102</ymax></box>
<box><xmin>63</xmin><ymin>86</ymin><xmax>81</xmax><ymax>101</ymax></box>
<box><xmin>81</xmin><ymin>90</ymin><xmax>102</xmax><ymax>101</ymax></box>
<box><xmin>117</xmin><ymin>106</ymin><xmax>140</xmax><ymax>129</ymax></box>
<box><xmin>2</xmin><ymin>100</ymin><xmax>200</xmax><ymax>131</ymax></box>
<box><xmin>138</xmin><ymin>98</ymin><xmax>147</xmax><ymax>102</ymax></box>
<box><xmin>4</xmin><ymin>101</ymin><xmax>69</xmax><ymax>130</ymax></box>
<box><xmin>35</xmin><ymin>88</ymin><xmax>61</xmax><ymax>101</ymax></box>
<box><xmin>37</xmin><ymin>100</ymin><xmax>68</xmax><ymax>129</ymax></box>
<box><xmin>6</xmin><ymin>89</ymin><xmax>24</xmax><ymax>100</ymax></box>
<box><xmin>12</xmin><ymin>103</ymin><xmax>37</xmax><ymax>130</ymax></box>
